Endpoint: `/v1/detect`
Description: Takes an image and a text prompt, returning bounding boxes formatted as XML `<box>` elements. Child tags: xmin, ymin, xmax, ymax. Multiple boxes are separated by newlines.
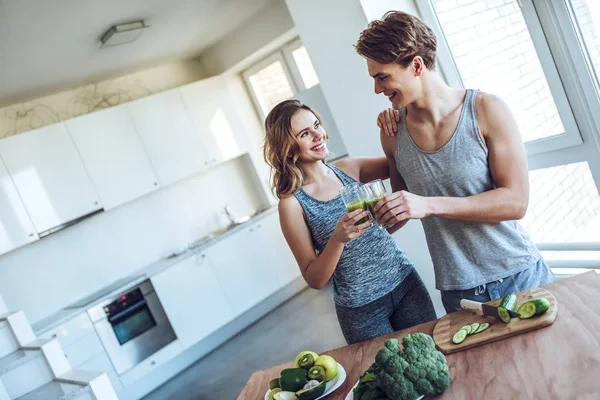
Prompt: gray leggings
<box><xmin>334</xmin><ymin>269</ymin><xmax>437</xmax><ymax>345</ymax></box>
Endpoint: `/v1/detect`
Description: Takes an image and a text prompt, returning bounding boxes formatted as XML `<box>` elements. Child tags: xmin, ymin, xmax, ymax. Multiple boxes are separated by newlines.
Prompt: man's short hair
<box><xmin>355</xmin><ymin>11</ymin><xmax>437</xmax><ymax>69</ymax></box>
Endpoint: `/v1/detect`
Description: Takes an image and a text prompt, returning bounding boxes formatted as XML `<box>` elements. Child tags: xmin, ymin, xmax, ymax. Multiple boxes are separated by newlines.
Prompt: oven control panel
<box><xmin>104</xmin><ymin>288</ymin><xmax>143</xmax><ymax>316</ymax></box>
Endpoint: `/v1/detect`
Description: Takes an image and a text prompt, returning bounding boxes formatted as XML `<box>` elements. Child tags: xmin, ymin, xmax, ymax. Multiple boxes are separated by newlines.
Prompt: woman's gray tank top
<box><xmin>294</xmin><ymin>165</ymin><xmax>414</xmax><ymax>308</ymax></box>
<box><xmin>395</xmin><ymin>89</ymin><xmax>540</xmax><ymax>291</ymax></box>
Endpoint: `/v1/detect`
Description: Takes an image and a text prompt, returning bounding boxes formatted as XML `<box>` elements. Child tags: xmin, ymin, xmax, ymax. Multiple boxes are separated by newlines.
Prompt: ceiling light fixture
<box><xmin>100</xmin><ymin>20</ymin><xmax>148</xmax><ymax>48</ymax></box>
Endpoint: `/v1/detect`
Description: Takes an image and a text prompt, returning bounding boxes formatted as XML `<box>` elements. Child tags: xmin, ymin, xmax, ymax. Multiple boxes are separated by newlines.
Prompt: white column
<box><xmin>284</xmin><ymin>0</ymin><xmax>445</xmax><ymax>316</ymax></box>
<box><xmin>0</xmin><ymin>293</ymin><xmax>7</xmax><ymax>314</ymax></box>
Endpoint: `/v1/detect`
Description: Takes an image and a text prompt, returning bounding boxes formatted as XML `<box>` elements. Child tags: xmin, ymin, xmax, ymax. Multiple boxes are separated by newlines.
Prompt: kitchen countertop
<box><xmin>239</xmin><ymin>271</ymin><xmax>600</xmax><ymax>399</ymax></box>
<box><xmin>32</xmin><ymin>206</ymin><xmax>278</xmax><ymax>335</ymax></box>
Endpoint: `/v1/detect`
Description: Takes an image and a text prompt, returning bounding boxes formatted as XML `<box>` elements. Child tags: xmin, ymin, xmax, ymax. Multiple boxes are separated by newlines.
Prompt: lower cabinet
<box><xmin>205</xmin><ymin>222</ymin><xmax>282</xmax><ymax>317</ymax></box>
<box><xmin>151</xmin><ymin>253</ymin><xmax>235</xmax><ymax>350</ymax></box>
<box><xmin>253</xmin><ymin>212</ymin><xmax>301</xmax><ymax>286</ymax></box>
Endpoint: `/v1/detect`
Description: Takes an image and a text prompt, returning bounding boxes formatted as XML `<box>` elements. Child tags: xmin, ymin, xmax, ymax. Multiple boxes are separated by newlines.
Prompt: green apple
<box><xmin>294</xmin><ymin>351</ymin><xmax>319</xmax><ymax>368</ymax></box>
<box><xmin>314</xmin><ymin>355</ymin><xmax>338</xmax><ymax>382</ymax></box>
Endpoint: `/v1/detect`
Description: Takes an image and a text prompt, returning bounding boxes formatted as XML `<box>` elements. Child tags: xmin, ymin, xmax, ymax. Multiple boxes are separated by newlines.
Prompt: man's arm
<box><xmin>376</xmin><ymin>93</ymin><xmax>529</xmax><ymax>226</ymax></box>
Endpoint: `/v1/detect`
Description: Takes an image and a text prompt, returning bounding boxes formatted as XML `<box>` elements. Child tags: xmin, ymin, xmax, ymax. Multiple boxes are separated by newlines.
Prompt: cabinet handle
<box><xmin>52</xmin><ymin>334</ymin><xmax>57</xmax><ymax>338</ymax></box>
<box><xmin>94</xmin><ymin>201</ymin><xmax>99</xmax><ymax>206</ymax></box>
<box><xmin>29</xmin><ymin>233</ymin><xmax>35</xmax><ymax>238</ymax></box>
<box><xmin>151</xmin><ymin>360</ymin><xmax>156</xmax><ymax>366</ymax></box>
<box><xmin>153</xmin><ymin>182</ymin><xmax>158</xmax><ymax>186</ymax></box>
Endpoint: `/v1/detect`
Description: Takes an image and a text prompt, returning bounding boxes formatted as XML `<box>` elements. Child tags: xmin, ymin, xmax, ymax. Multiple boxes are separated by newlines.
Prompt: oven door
<box><xmin>90</xmin><ymin>283</ymin><xmax>177</xmax><ymax>375</ymax></box>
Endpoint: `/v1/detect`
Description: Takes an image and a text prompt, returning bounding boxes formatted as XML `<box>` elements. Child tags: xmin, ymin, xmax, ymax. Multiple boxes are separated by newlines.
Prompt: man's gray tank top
<box><xmin>294</xmin><ymin>165</ymin><xmax>414</xmax><ymax>308</ymax></box>
<box><xmin>395</xmin><ymin>89</ymin><xmax>540</xmax><ymax>291</ymax></box>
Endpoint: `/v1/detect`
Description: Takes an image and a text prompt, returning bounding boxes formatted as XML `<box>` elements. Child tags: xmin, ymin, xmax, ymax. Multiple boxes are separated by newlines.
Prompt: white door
<box><xmin>66</xmin><ymin>106</ymin><xmax>160</xmax><ymax>209</ymax></box>
<box><xmin>127</xmin><ymin>90</ymin><xmax>210</xmax><ymax>186</ymax></box>
<box><xmin>254</xmin><ymin>213</ymin><xmax>301</xmax><ymax>286</ymax></box>
<box><xmin>0</xmin><ymin>123</ymin><xmax>101</xmax><ymax>234</ymax></box>
<box><xmin>178</xmin><ymin>77</ymin><xmax>247</xmax><ymax>166</ymax></box>
<box><xmin>205</xmin><ymin>224</ymin><xmax>281</xmax><ymax>317</ymax></box>
<box><xmin>152</xmin><ymin>253</ymin><xmax>234</xmax><ymax>349</ymax></box>
<box><xmin>0</xmin><ymin>158</ymin><xmax>38</xmax><ymax>255</ymax></box>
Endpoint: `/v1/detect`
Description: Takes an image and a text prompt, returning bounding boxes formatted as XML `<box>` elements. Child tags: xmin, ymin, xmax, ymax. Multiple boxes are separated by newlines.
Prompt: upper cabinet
<box><xmin>66</xmin><ymin>107</ymin><xmax>160</xmax><ymax>210</ymax></box>
<box><xmin>127</xmin><ymin>90</ymin><xmax>210</xmax><ymax>186</ymax></box>
<box><xmin>0</xmin><ymin>158</ymin><xmax>38</xmax><ymax>255</ymax></box>
<box><xmin>178</xmin><ymin>76</ymin><xmax>248</xmax><ymax>166</ymax></box>
<box><xmin>0</xmin><ymin>123</ymin><xmax>101</xmax><ymax>234</ymax></box>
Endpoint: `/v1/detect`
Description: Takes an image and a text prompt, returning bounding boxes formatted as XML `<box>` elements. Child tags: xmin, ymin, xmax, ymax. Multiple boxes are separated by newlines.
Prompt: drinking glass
<box><xmin>365</xmin><ymin>179</ymin><xmax>390</xmax><ymax>228</ymax></box>
<box><xmin>339</xmin><ymin>183</ymin><xmax>372</xmax><ymax>226</ymax></box>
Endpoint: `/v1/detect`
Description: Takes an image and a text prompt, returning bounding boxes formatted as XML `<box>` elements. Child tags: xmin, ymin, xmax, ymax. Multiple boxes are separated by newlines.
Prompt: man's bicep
<box><xmin>483</xmin><ymin>96</ymin><xmax>529</xmax><ymax>196</ymax></box>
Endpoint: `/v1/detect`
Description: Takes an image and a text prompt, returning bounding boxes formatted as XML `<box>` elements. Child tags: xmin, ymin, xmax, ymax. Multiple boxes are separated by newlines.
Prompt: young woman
<box><xmin>263</xmin><ymin>99</ymin><xmax>436</xmax><ymax>344</ymax></box>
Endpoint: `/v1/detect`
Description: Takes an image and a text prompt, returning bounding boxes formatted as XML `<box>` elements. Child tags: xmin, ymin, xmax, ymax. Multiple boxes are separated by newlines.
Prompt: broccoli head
<box><xmin>400</xmin><ymin>333</ymin><xmax>451</xmax><ymax>395</ymax></box>
<box><xmin>374</xmin><ymin>342</ymin><xmax>420</xmax><ymax>400</ymax></box>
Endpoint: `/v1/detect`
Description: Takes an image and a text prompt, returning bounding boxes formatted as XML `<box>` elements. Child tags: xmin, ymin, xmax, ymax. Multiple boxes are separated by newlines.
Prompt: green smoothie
<box><xmin>346</xmin><ymin>200</ymin><xmax>370</xmax><ymax>225</ymax></box>
<box><xmin>365</xmin><ymin>196</ymin><xmax>384</xmax><ymax>218</ymax></box>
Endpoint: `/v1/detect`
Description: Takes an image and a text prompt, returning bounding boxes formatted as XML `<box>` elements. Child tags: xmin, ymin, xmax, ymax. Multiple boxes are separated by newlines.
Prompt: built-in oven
<box><xmin>87</xmin><ymin>279</ymin><xmax>177</xmax><ymax>375</ymax></box>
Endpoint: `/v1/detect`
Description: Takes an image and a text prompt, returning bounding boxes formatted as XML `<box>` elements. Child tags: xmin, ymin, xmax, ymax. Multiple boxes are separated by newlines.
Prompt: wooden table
<box><xmin>239</xmin><ymin>271</ymin><xmax>600</xmax><ymax>399</ymax></box>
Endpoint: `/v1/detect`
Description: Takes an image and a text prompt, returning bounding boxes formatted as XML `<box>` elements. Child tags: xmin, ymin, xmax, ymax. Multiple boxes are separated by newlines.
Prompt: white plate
<box><xmin>265</xmin><ymin>362</ymin><xmax>347</xmax><ymax>400</ymax></box>
<box><xmin>344</xmin><ymin>379</ymin><xmax>424</xmax><ymax>400</ymax></box>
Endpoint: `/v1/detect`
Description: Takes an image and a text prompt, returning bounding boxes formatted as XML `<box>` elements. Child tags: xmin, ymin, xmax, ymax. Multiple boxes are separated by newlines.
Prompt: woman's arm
<box><xmin>278</xmin><ymin>196</ymin><xmax>371</xmax><ymax>289</ymax></box>
<box><xmin>334</xmin><ymin>157</ymin><xmax>390</xmax><ymax>183</ymax></box>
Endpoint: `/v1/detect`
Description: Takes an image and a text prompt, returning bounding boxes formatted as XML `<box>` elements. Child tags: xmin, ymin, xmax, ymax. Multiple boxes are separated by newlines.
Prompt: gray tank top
<box><xmin>294</xmin><ymin>165</ymin><xmax>414</xmax><ymax>308</ymax></box>
<box><xmin>395</xmin><ymin>89</ymin><xmax>540</xmax><ymax>291</ymax></box>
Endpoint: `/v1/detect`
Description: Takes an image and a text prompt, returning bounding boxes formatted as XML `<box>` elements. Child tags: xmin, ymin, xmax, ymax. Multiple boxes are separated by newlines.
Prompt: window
<box><xmin>243</xmin><ymin>39</ymin><xmax>319</xmax><ymax>119</ymax></box>
<box><xmin>417</xmin><ymin>0</ymin><xmax>600</xmax><ymax>274</ymax></box>
<box><xmin>567</xmin><ymin>0</ymin><xmax>600</xmax><ymax>97</ymax></box>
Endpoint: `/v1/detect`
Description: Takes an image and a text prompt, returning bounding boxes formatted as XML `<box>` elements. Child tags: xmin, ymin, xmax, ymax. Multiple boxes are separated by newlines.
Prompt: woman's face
<box><xmin>290</xmin><ymin>109</ymin><xmax>329</xmax><ymax>163</ymax></box>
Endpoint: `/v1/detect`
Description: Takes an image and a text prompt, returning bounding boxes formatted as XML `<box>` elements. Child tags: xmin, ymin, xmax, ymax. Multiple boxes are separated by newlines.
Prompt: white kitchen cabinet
<box><xmin>127</xmin><ymin>90</ymin><xmax>211</xmax><ymax>186</ymax></box>
<box><xmin>66</xmin><ymin>106</ymin><xmax>160</xmax><ymax>209</ymax></box>
<box><xmin>0</xmin><ymin>157</ymin><xmax>38</xmax><ymax>255</ymax></box>
<box><xmin>254</xmin><ymin>213</ymin><xmax>301</xmax><ymax>286</ymax></box>
<box><xmin>152</xmin><ymin>253</ymin><xmax>234</xmax><ymax>350</ymax></box>
<box><xmin>178</xmin><ymin>76</ymin><xmax>248</xmax><ymax>165</ymax></box>
<box><xmin>205</xmin><ymin>224</ymin><xmax>281</xmax><ymax>317</ymax></box>
<box><xmin>0</xmin><ymin>123</ymin><xmax>101</xmax><ymax>234</ymax></box>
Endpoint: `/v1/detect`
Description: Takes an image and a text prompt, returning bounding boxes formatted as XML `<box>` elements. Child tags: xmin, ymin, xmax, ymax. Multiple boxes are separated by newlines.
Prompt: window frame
<box><xmin>242</xmin><ymin>39</ymin><xmax>312</xmax><ymax>120</ymax></box>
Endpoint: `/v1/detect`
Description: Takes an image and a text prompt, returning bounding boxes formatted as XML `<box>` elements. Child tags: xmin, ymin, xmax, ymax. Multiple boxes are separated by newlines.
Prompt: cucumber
<box><xmin>459</xmin><ymin>325</ymin><xmax>472</xmax><ymax>335</ymax></box>
<box><xmin>517</xmin><ymin>298</ymin><xmax>550</xmax><ymax>319</ymax></box>
<box><xmin>452</xmin><ymin>328</ymin><xmax>469</xmax><ymax>344</ymax></box>
<box><xmin>497</xmin><ymin>306</ymin><xmax>511</xmax><ymax>323</ymax></box>
<box><xmin>473</xmin><ymin>322</ymin><xmax>490</xmax><ymax>334</ymax></box>
<box><xmin>500</xmin><ymin>293</ymin><xmax>518</xmax><ymax>312</ymax></box>
<box><xmin>469</xmin><ymin>323</ymin><xmax>480</xmax><ymax>335</ymax></box>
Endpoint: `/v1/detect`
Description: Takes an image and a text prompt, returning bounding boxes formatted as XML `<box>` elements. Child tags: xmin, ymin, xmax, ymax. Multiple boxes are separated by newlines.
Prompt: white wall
<box><xmin>0</xmin><ymin>155</ymin><xmax>266</xmax><ymax>323</ymax></box>
<box><xmin>285</xmin><ymin>0</ymin><xmax>444</xmax><ymax>316</ymax></box>
<box><xmin>200</xmin><ymin>0</ymin><xmax>297</xmax><ymax>76</ymax></box>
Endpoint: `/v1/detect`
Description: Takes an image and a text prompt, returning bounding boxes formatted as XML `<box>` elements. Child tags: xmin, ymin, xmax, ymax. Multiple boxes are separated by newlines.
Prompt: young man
<box><xmin>355</xmin><ymin>11</ymin><xmax>554</xmax><ymax>313</ymax></box>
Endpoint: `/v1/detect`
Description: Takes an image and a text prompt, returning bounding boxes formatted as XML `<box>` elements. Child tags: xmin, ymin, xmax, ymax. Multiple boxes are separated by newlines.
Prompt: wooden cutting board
<box><xmin>433</xmin><ymin>287</ymin><xmax>558</xmax><ymax>354</ymax></box>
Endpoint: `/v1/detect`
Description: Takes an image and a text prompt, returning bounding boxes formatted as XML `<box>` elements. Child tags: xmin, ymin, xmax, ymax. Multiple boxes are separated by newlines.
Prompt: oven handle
<box><xmin>107</xmin><ymin>299</ymin><xmax>148</xmax><ymax>326</ymax></box>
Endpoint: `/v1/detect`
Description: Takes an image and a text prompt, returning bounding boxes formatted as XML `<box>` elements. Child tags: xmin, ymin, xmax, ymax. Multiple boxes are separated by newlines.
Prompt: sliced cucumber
<box><xmin>517</xmin><ymin>298</ymin><xmax>550</xmax><ymax>319</ymax></box>
<box><xmin>452</xmin><ymin>328</ymin><xmax>469</xmax><ymax>344</ymax></box>
<box><xmin>497</xmin><ymin>306</ymin><xmax>511</xmax><ymax>324</ymax></box>
<box><xmin>469</xmin><ymin>322</ymin><xmax>480</xmax><ymax>335</ymax></box>
<box><xmin>473</xmin><ymin>322</ymin><xmax>490</xmax><ymax>334</ymax></box>
<box><xmin>459</xmin><ymin>325</ymin><xmax>472</xmax><ymax>335</ymax></box>
<box><xmin>499</xmin><ymin>293</ymin><xmax>518</xmax><ymax>312</ymax></box>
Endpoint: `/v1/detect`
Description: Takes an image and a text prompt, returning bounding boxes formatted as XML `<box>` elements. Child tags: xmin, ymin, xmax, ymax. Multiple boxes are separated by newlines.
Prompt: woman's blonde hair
<box><xmin>263</xmin><ymin>100</ymin><xmax>324</xmax><ymax>199</ymax></box>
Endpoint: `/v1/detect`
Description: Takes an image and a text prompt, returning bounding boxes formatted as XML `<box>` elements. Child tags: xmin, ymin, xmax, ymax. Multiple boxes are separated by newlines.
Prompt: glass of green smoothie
<box><xmin>339</xmin><ymin>183</ymin><xmax>372</xmax><ymax>226</ymax></box>
<box><xmin>365</xmin><ymin>179</ymin><xmax>389</xmax><ymax>228</ymax></box>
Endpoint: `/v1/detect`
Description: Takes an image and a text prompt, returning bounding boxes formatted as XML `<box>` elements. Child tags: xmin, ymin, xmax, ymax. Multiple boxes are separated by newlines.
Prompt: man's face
<box><xmin>367</xmin><ymin>58</ymin><xmax>419</xmax><ymax>109</ymax></box>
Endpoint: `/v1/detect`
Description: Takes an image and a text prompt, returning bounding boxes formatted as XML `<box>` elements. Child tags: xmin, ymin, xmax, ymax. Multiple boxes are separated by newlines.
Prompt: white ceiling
<box><xmin>0</xmin><ymin>0</ymin><xmax>275</xmax><ymax>106</ymax></box>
